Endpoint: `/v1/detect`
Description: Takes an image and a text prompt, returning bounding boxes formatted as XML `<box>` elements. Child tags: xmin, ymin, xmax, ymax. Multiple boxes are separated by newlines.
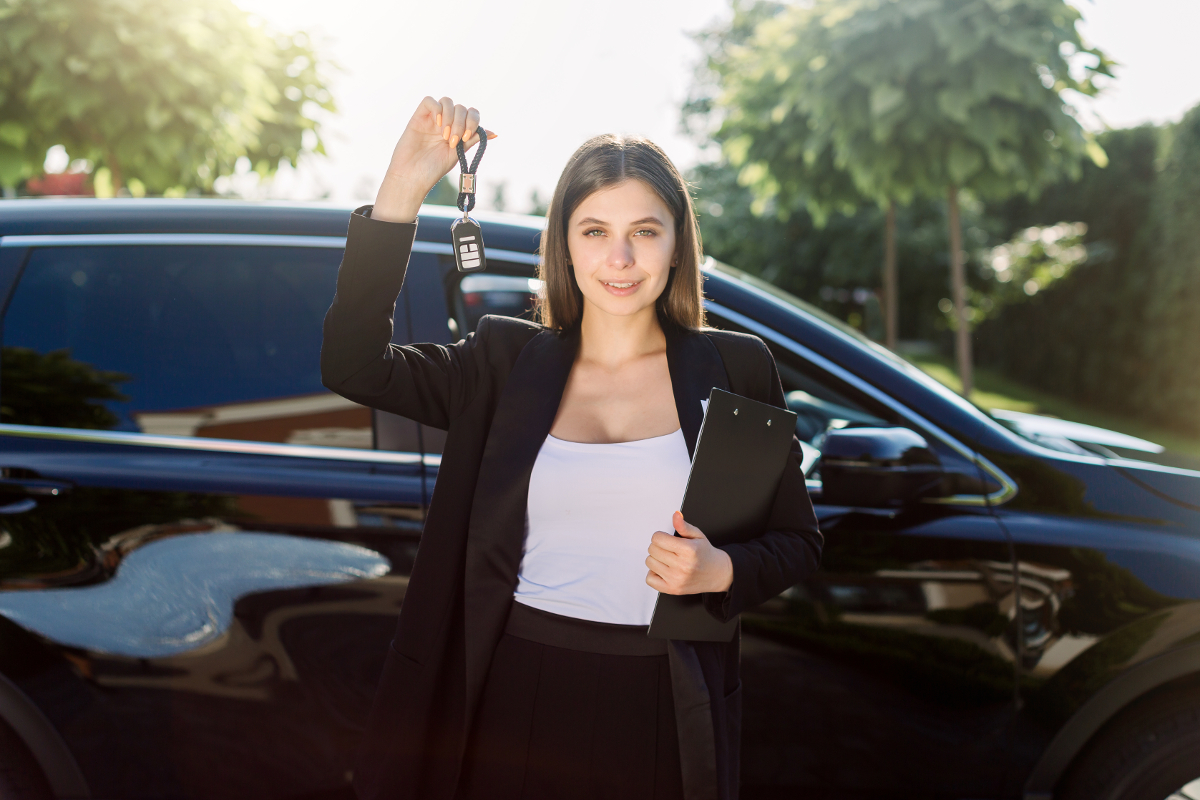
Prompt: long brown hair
<box><xmin>535</xmin><ymin>134</ymin><xmax>705</xmax><ymax>331</ymax></box>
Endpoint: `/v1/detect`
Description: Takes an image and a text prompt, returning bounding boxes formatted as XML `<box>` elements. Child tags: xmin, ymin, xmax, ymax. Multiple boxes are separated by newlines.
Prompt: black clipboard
<box><xmin>647</xmin><ymin>388</ymin><xmax>798</xmax><ymax>641</ymax></box>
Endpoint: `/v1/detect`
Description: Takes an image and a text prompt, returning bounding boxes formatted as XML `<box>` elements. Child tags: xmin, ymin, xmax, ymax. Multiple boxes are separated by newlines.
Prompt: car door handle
<box><xmin>0</xmin><ymin>498</ymin><xmax>38</xmax><ymax>515</ymax></box>
<box><xmin>0</xmin><ymin>474</ymin><xmax>73</xmax><ymax>497</ymax></box>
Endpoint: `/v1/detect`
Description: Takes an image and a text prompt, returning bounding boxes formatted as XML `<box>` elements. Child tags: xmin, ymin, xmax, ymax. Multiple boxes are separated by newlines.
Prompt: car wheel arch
<box><xmin>0</xmin><ymin>671</ymin><xmax>90</xmax><ymax>798</ymax></box>
<box><xmin>1023</xmin><ymin>641</ymin><xmax>1200</xmax><ymax>800</ymax></box>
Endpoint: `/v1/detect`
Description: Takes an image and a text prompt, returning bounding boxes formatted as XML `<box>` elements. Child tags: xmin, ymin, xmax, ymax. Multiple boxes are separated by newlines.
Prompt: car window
<box><xmin>0</xmin><ymin>244</ymin><xmax>380</xmax><ymax>450</ymax></box>
<box><xmin>706</xmin><ymin>310</ymin><xmax>998</xmax><ymax>497</ymax></box>
<box><xmin>448</xmin><ymin>266</ymin><xmax>540</xmax><ymax>337</ymax></box>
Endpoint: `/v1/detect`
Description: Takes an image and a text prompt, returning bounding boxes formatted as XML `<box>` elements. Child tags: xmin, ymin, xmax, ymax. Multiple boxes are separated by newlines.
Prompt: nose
<box><xmin>606</xmin><ymin>237</ymin><xmax>634</xmax><ymax>270</ymax></box>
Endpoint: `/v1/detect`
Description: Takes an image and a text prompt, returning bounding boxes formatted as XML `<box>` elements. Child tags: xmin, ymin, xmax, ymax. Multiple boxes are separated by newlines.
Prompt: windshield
<box><xmin>704</xmin><ymin>259</ymin><xmax>1200</xmax><ymax>472</ymax></box>
<box><xmin>704</xmin><ymin>258</ymin><xmax>1002</xmax><ymax>423</ymax></box>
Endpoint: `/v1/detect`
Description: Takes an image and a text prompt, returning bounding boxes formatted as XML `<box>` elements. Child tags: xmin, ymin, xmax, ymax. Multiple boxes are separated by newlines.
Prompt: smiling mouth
<box><xmin>602</xmin><ymin>280</ymin><xmax>641</xmax><ymax>289</ymax></box>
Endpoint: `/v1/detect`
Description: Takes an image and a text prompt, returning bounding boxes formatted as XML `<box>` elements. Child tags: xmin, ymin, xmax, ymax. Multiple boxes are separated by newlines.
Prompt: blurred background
<box><xmin>1</xmin><ymin>0</ymin><xmax>1197</xmax><ymax>457</ymax></box>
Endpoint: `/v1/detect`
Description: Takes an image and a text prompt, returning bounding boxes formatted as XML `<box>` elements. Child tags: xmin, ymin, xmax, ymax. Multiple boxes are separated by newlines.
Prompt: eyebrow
<box><xmin>576</xmin><ymin>216</ymin><xmax>667</xmax><ymax>227</ymax></box>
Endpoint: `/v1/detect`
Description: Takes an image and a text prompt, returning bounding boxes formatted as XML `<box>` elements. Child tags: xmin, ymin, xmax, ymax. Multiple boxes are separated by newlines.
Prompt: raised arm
<box><xmin>320</xmin><ymin>96</ymin><xmax>498</xmax><ymax>428</ymax></box>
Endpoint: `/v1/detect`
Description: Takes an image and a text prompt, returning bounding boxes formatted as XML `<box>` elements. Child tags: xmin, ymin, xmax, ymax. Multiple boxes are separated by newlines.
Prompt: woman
<box><xmin>321</xmin><ymin>95</ymin><xmax>822</xmax><ymax>800</ymax></box>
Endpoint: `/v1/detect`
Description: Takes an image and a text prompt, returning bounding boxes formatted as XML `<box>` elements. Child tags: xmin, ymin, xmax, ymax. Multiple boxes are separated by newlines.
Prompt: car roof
<box><xmin>0</xmin><ymin>198</ymin><xmax>546</xmax><ymax>254</ymax></box>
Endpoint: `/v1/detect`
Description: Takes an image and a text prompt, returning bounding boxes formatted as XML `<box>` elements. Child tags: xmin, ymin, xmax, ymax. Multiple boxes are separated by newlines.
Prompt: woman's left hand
<box><xmin>646</xmin><ymin>511</ymin><xmax>734</xmax><ymax>595</ymax></box>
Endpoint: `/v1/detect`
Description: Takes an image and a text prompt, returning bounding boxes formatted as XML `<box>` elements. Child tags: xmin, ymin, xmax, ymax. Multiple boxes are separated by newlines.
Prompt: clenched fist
<box><xmin>645</xmin><ymin>510</ymin><xmax>734</xmax><ymax>595</ymax></box>
<box><xmin>374</xmin><ymin>96</ymin><xmax>498</xmax><ymax>224</ymax></box>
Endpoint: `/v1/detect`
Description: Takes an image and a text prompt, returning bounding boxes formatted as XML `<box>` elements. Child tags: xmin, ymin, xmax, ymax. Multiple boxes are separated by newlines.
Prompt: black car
<box><xmin>0</xmin><ymin>199</ymin><xmax>1198</xmax><ymax>800</ymax></box>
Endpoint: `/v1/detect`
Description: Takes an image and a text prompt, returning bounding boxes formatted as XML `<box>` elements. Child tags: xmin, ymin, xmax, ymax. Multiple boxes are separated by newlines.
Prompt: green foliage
<box><xmin>0</xmin><ymin>347</ymin><xmax>128</xmax><ymax>429</ymax></box>
<box><xmin>691</xmin><ymin>158</ymin><xmax>1001</xmax><ymax>340</ymax></box>
<box><xmin>1140</xmin><ymin>105</ymin><xmax>1200</xmax><ymax>432</ymax></box>
<box><xmin>426</xmin><ymin>175</ymin><xmax>460</xmax><ymax>207</ymax></box>
<box><xmin>948</xmin><ymin>221</ymin><xmax>1089</xmax><ymax>329</ymax></box>
<box><xmin>972</xmin><ymin>123</ymin><xmax>1200</xmax><ymax>432</ymax></box>
<box><xmin>0</xmin><ymin>0</ymin><xmax>335</xmax><ymax>193</ymax></box>
<box><xmin>689</xmin><ymin>0</ymin><xmax>863</xmax><ymax>223</ymax></box>
<box><xmin>702</xmin><ymin>0</ymin><xmax>1113</xmax><ymax>219</ymax></box>
<box><xmin>528</xmin><ymin>189</ymin><xmax>549</xmax><ymax>216</ymax></box>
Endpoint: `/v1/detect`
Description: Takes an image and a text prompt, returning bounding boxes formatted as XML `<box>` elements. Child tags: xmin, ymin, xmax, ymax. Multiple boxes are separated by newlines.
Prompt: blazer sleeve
<box><xmin>320</xmin><ymin>204</ymin><xmax>489</xmax><ymax>430</ymax></box>
<box><xmin>704</xmin><ymin>337</ymin><xmax>824</xmax><ymax>621</ymax></box>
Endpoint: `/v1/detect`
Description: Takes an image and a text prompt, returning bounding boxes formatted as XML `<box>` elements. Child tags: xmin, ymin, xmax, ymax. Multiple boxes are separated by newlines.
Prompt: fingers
<box><xmin>647</xmin><ymin>540</ymin><xmax>679</xmax><ymax>568</ymax></box>
<box><xmin>461</xmin><ymin>107</ymin><xmax>482</xmax><ymax>146</ymax></box>
<box><xmin>648</xmin><ymin>568</ymin><xmax>667</xmax><ymax>594</ymax></box>
<box><xmin>447</xmin><ymin>104</ymin><xmax>468</xmax><ymax>147</ymax></box>
<box><xmin>438</xmin><ymin>97</ymin><xmax>454</xmax><ymax>139</ymax></box>
<box><xmin>646</xmin><ymin>570</ymin><xmax>668</xmax><ymax>592</ymax></box>
<box><xmin>650</xmin><ymin>530</ymin><xmax>681</xmax><ymax>551</ymax></box>
<box><xmin>426</xmin><ymin>97</ymin><xmax>495</xmax><ymax>145</ymax></box>
<box><xmin>646</xmin><ymin>555</ymin><xmax>672</xmax><ymax>582</ymax></box>
<box><xmin>673</xmin><ymin>510</ymin><xmax>706</xmax><ymax>540</ymax></box>
<box><xmin>420</xmin><ymin>95</ymin><xmax>441</xmax><ymax>124</ymax></box>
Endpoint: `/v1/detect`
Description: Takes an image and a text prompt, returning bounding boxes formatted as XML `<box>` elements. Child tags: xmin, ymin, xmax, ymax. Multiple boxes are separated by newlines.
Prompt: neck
<box><xmin>576</xmin><ymin>301</ymin><xmax>666</xmax><ymax>368</ymax></box>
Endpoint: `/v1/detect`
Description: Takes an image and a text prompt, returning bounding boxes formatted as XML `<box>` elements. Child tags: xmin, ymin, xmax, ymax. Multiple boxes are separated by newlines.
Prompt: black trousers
<box><xmin>456</xmin><ymin>602</ymin><xmax>686</xmax><ymax>800</ymax></box>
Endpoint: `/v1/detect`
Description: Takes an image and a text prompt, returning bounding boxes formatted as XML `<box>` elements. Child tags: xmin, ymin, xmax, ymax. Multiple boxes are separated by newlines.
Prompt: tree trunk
<box><xmin>947</xmin><ymin>184</ymin><xmax>973</xmax><ymax>397</ymax></box>
<box><xmin>883</xmin><ymin>198</ymin><xmax>898</xmax><ymax>350</ymax></box>
<box><xmin>105</xmin><ymin>149</ymin><xmax>123</xmax><ymax>195</ymax></box>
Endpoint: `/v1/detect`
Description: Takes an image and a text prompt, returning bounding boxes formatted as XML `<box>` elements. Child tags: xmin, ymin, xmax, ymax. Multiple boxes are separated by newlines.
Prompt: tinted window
<box><xmin>1</xmin><ymin>244</ymin><xmax>373</xmax><ymax>448</ymax></box>
<box><xmin>707</xmin><ymin>311</ymin><xmax>996</xmax><ymax>495</ymax></box>
<box><xmin>451</xmin><ymin>270</ymin><xmax>540</xmax><ymax>336</ymax></box>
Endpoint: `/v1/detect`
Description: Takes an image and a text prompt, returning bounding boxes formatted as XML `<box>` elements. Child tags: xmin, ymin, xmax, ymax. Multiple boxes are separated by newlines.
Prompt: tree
<box><xmin>1141</xmin><ymin>105</ymin><xmax>1200</xmax><ymax>435</ymax></box>
<box><xmin>973</xmin><ymin>125</ymin><xmax>1163</xmax><ymax>423</ymax></box>
<box><xmin>699</xmin><ymin>0</ymin><xmax>1111</xmax><ymax>395</ymax></box>
<box><xmin>0</xmin><ymin>0</ymin><xmax>335</xmax><ymax>195</ymax></box>
<box><xmin>694</xmin><ymin>1</ymin><xmax>896</xmax><ymax>348</ymax></box>
<box><xmin>0</xmin><ymin>347</ymin><xmax>128</xmax><ymax>429</ymax></box>
<box><xmin>690</xmin><ymin>157</ymin><xmax>1000</xmax><ymax>343</ymax></box>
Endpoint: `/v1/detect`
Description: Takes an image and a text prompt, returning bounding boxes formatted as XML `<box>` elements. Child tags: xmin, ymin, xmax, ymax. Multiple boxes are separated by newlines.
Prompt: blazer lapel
<box><xmin>463</xmin><ymin>327</ymin><xmax>578</xmax><ymax>708</ymax></box>
<box><xmin>664</xmin><ymin>320</ymin><xmax>730</xmax><ymax>459</ymax></box>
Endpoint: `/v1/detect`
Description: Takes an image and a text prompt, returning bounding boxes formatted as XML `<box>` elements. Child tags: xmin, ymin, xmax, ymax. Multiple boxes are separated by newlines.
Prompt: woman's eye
<box><xmin>635</xmin><ymin>229</ymin><xmax>656</xmax><ymax>236</ymax></box>
<box><xmin>584</xmin><ymin>229</ymin><xmax>604</xmax><ymax>237</ymax></box>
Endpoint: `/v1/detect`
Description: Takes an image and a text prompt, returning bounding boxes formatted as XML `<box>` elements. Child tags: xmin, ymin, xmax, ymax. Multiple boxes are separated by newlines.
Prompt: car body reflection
<box><xmin>0</xmin><ymin>528</ymin><xmax>390</xmax><ymax>658</ymax></box>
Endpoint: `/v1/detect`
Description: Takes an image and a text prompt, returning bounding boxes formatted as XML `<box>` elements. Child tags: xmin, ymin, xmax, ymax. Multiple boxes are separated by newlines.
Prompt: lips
<box><xmin>601</xmin><ymin>279</ymin><xmax>643</xmax><ymax>297</ymax></box>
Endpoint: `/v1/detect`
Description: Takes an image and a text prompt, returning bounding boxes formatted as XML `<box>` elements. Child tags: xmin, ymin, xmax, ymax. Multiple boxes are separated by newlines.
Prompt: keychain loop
<box><xmin>456</xmin><ymin>125</ymin><xmax>487</xmax><ymax>215</ymax></box>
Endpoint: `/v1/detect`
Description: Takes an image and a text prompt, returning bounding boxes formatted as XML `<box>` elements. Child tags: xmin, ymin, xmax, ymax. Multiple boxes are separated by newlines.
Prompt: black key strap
<box><xmin>456</xmin><ymin>125</ymin><xmax>487</xmax><ymax>215</ymax></box>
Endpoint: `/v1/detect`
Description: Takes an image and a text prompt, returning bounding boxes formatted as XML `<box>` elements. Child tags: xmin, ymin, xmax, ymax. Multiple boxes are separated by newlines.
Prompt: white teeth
<box><xmin>605</xmin><ymin>281</ymin><xmax>636</xmax><ymax>288</ymax></box>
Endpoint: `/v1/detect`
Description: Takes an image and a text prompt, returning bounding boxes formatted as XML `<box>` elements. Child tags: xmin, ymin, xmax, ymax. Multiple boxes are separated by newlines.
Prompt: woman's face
<box><xmin>565</xmin><ymin>179</ymin><xmax>677</xmax><ymax>323</ymax></box>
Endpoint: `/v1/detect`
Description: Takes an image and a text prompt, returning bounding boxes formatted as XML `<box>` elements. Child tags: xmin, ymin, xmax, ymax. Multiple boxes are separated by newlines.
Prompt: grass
<box><xmin>902</xmin><ymin>352</ymin><xmax>1200</xmax><ymax>459</ymax></box>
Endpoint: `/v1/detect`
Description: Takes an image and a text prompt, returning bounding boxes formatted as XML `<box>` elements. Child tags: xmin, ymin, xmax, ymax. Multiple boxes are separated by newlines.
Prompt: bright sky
<box><xmin>230</xmin><ymin>0</ymin><xmax>1200</xmax><ymax>210</ymax></box>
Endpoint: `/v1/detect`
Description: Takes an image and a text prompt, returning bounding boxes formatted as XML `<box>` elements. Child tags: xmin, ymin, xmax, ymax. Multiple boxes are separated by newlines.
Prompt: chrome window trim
<box><xmin>1</xmin><ymin>233</ymin><xmax>349</xmax><ymax>249</ymax></box>
<box><xmin>704</xmin><ymin>301</ymin><xmax>1018</xmax><ymax>507</ymax></box>
<box><xmin>0</xmin><ymin>233</ymin><xmax>541</xmax><ymax>266</ymax></box>
<box><xmin>0</xmin><ymin>423</ymin><xmax>423</xmax><ymax>466</ymax></box>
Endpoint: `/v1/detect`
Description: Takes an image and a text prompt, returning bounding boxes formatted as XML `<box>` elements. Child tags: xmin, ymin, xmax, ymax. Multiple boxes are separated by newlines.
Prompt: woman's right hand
<box><xmin>373</xmin><ymin>96</ymin><xmax>497</xmax><ymax>223</ymax></box>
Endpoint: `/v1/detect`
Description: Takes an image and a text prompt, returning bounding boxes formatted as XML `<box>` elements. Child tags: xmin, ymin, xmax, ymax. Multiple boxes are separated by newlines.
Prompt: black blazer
<box><xmin>321</xmin><ymin>206</ymin><xmax>823</xmax><ymax>800</ymax></box>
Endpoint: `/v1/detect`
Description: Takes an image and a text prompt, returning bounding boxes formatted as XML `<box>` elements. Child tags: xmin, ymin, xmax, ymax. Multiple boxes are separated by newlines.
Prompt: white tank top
<box><xmin>513</xmin><ymin>428</ymin><xmax>692</xmax><ymax>625</ymax></box>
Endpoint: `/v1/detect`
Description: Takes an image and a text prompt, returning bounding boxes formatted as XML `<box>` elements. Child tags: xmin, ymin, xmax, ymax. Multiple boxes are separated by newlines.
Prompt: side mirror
<box><xmin>818</xmin><ymin>427</ymin><xmax>944</xmax><ymax>508</ymax></box>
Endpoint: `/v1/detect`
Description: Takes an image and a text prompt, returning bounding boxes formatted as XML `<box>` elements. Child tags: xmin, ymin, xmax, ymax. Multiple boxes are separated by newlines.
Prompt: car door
<box><xmin>702</xmin><ymin>304</ymin><xmax>1017</xmax><ymax>800</ymax></box>
<box><xmin>0</xmin><ymin>234</ymin><xmax>429</xmax><ymax>800</ymax></box>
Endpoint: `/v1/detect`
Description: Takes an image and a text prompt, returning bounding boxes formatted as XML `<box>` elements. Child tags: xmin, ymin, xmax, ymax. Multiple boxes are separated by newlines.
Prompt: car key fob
<box><xmin>452</xmin><ymin>216</ymin><xmax>486</xmax><ymax>273</ymax></box>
